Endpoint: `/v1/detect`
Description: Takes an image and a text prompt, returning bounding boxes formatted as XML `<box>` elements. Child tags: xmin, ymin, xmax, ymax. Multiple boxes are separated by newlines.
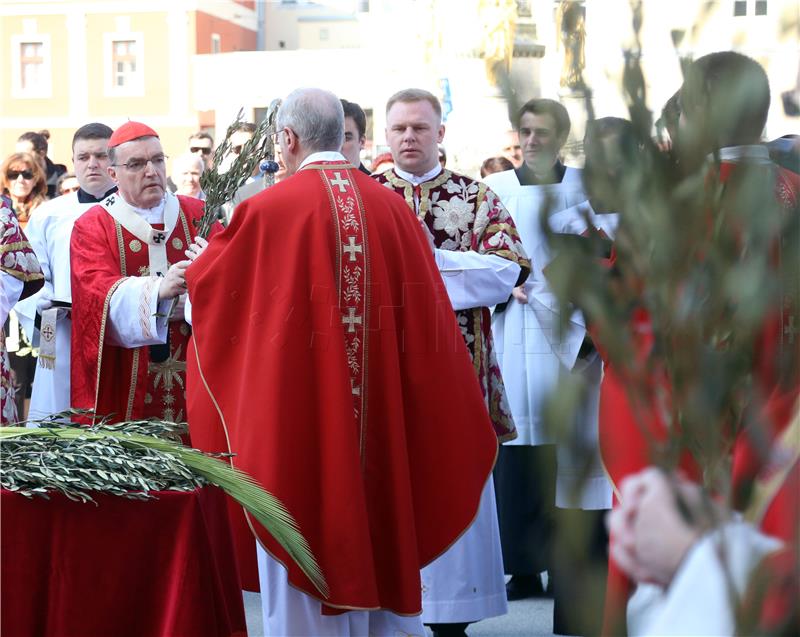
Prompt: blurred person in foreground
<box><xmin>184</xmin><ymin>87</ymin><xmax>499</xmax><ymax>637</ymax></box>
<box><xmin>70</xmin><ymin>121</ymin><xmax>211</xmax><ymax>424</ymax></box>
<box><xmin>376</xmin><ymin>87</ymin><xmax>529</xmax><ymax>637</ymax></box>
<box><xmin>14</xmin><ymin>123</ymin><xmax>118</xmax><ymax>423</ymax></box>
<box><xmin>598</xmin><ymin>50</ymin><xmax>799</xmax><ymax>636</ymax></box>
<box><xmin>1</xmin><ymin>197</ymin><xmax>43</xmax><ymax>424</ymax></box>
<box><xmin>1</xmin><ymin>152</ymin><xmax>48</xmax><ymax>418</ymax></box>
<box><xmin>484</xmin><ymin>97</ymin><xmax>588</xmax><ymax>602</ymax></box>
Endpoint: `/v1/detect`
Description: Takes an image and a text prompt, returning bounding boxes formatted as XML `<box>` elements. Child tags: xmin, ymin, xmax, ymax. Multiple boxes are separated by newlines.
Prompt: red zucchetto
<box><xmin>108</xmin><ymin>121</ymin><xmax>159</xmax><ymax>148</ymax></box>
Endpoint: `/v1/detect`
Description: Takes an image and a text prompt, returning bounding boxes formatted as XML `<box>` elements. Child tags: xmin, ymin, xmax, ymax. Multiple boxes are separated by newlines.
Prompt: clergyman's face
<box><xmin>385</xmin><ymin>100</ymin><xmax>444</xmax><ymax>176</ymax></box>
<box><xmin>72</xmin><ymin>137</ymin><xmax>113</xmax><ymax>196</ymax></box>
<box><xmin>519</xmin><ymin>112</ymin><xmax>565</xmax><ymax>173</ymax></box>
<box><xmin>108</xmin><ymin>137</ymin><xmax>167</xmax><ymax>209</ymax></box>
<box><xmin>342</xmin><ymin>116</ymin><xmax>365</xmax><ymax>167</ymax></box>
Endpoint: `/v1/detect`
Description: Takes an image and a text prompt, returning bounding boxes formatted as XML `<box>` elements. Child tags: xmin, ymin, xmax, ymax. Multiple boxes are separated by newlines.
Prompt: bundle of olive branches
<box><xmin>0</xmin><ymin>412</ymin><xmax>327</xmax><ymax>596</ymax></box>
<box><xmin>196</xmin><ymin>99</ymin><xmax>281</xmax><ymax>237</ymax></box>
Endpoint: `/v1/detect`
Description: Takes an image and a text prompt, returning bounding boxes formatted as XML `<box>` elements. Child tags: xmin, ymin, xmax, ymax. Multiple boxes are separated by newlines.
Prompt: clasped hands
<box><xmin>608</xmin><ymin>467</ymin><xmax>723</xmax><ymax>589</ymax></box>
<box><xmin>157</xmin><ymin>236</ymin><xmax>209</xmax><ymax>301</ymax></box>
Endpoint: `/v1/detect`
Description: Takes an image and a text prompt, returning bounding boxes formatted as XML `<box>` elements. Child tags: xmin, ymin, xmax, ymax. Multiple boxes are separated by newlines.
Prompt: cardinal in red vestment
<box><xmin>185</xmin><ymin>89</ymin><xmax>498</xmax><ymax>633</ymax></box>
<box><xmin>71</xmin><ymin>122</ymin><xmax>214</xmax><ymax>424</ymax></box>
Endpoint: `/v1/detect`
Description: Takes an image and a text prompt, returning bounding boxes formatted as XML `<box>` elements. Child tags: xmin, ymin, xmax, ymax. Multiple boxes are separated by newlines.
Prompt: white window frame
<box><xmin>103</xmin><ymin>32</ymin><xmax>144</xmax><ymax>97</ymax></box>
<box><xmin>11</xmin><ymin>34</ymin><xmax>52</xmax><ymax>99</ymax></box>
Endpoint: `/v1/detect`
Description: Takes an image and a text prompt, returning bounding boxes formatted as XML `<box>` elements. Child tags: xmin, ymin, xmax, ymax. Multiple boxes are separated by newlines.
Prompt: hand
<box><xmin>511</xmin><ymin>285</ymin><xmax>528</xmax><ymax>304</ymax></box>
<box><xmin>158</xmin><ymin>260</ymin><xmax>191</xmax><ymax>300</ymax></box>
<box><xmin>185</xmin><ymin>236</ymin><xmax>209</xmax><ymax>262</ymax></box>
<box><xmin>609</xmin><ymin>468</ymin><xmax>706</xmax><ymax>588</ymax></box>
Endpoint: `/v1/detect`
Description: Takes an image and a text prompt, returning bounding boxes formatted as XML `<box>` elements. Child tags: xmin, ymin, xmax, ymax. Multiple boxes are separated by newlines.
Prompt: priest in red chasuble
<box><xmin>185</xmin><ymin>88</ymin><xmax>499</xmax><ymax>636</ymax></box>
<box><xmin>375</xmin><ymin>88</ymin><xmax>530</xmax><ymax>636</ymax></box>
<box><xmin>70</xmin><ymin>122</ymin><xmax>211</xmax><ymax>424</ymax></box>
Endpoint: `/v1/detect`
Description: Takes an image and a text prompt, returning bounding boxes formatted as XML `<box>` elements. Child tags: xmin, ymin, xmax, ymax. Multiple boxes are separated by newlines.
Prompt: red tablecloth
<box><xmin>1</xmin><ymin>486</ymin><xmax>248</xmax><ymax>637</ymax></box>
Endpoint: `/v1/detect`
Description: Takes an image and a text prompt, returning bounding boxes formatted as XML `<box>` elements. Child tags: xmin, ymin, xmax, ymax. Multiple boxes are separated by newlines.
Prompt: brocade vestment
<box><xmin>1</xmin><ymin>197</ymin><xmax>43</xmax><ymax>424</ymax></box>
<box><xmin>374</xmin><ymin>167</ymin><xmax>530</xmax><ymax>441</ymax></box>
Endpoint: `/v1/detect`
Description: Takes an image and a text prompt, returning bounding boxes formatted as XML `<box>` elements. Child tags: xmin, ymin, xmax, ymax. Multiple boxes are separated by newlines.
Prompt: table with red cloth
<box><xmin>1</xmin><ymin>486</ymin><xmax>247</xmax><ymax>637</ymax></box>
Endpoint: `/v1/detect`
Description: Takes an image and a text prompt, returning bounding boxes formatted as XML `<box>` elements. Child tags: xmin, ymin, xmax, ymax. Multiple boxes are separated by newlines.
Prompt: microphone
<box><xmin>259</xmin><ymin>160</ymin><xmax>281</xmax><ymax>175</ymax></box>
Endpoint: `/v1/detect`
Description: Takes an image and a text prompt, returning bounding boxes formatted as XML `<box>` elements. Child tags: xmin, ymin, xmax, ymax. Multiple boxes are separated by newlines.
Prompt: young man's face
<box><xmin>342</xmin><ymin>116</ymin><xmax>365</xmax><ymax>167</ymax></box>
<box><xmin>386</xmin><ymin>100</ymin><xmax>444</xmax><ymax>176</ymax></box>
<box><xmin>73</xmin><ymin>137</ymin><xmax>113</xmax><ymax>196</ymax></box>
<box><xmin>519</xmin><ymin>112</ymin><xmax>565</xmax><ymax>173</ymax></box>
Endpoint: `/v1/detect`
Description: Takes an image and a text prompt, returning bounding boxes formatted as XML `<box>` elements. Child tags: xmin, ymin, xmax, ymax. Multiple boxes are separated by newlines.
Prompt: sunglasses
<box><xmin>7</xmin><ymin>169</ymin><xmax>34</xmax><ymax>180</ymax></box>
<box><xmin>190</xmin><ymin>146</ymin><xmax>212</xmax><ymax>155</ymax></box>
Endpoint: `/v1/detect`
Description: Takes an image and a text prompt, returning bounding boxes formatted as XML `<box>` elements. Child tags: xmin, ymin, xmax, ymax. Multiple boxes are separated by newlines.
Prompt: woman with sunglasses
<box><xmin>0</xmin><ymin>152</ymin><xmax>48</xmax><ymax>229</ymax></box>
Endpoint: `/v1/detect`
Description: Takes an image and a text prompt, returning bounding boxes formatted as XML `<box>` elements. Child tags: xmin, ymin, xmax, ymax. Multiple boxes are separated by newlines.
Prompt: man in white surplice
<box><xmin>484</xmin><ymin>101</ymin><xmax>613</xmax><ymax>627</ymax></box>
<box><xmin>15</xmin><ymin>123</ymin><xmax>117</xmax><ymax>422</ymax></box>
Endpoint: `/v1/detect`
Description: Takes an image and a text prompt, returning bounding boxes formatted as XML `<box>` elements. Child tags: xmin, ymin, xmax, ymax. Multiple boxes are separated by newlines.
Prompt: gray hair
<box><xmin>276</xmin><ymin>88</ymin><xmax>344</xmax><ymax>153</ymax></box>
<box><xmin>171</xmin><ymin>152</ymin><xmax>205</xmax><ymax>177</ymax></box>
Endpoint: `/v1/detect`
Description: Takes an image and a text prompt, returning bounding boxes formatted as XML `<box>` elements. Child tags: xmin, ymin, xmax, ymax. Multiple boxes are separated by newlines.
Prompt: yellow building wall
<box><xmin>84</xmin><ymin>12</ymin><xmax>171</xmax><ymax>118</ymax></box>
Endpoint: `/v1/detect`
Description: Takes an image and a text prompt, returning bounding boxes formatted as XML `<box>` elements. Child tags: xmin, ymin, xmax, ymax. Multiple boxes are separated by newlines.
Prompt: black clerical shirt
<box><xmin>77</xmin><ymin>185</ymin><xmax>118</xmax><ymax>204</ymax></box>
<box><xmin>514</xmin><ymin>161</ymin><xmax>567</xmax><ymax>186</ymax></box>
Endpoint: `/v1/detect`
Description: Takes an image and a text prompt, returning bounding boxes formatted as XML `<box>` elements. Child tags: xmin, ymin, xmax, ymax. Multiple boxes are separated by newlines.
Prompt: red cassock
<box><xmin>185</xmin><ymin>161</ymin><xmax>498</xmax><ymax>615</ymax></box>
<box><xmin>599</xmin><ymin>161</ymin><xmax>799</xmax><ymax>636</ymax></box>
<box><xmin>70</xmin><ymin>196</ymin><xmax>206</xmax><ymax>423</ymax></box>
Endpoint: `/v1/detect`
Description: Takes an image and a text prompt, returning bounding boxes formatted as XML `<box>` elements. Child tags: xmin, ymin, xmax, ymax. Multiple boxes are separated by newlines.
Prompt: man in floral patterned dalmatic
<box><xmin>375</xmin><ymin>88</ymin><xmax>530</xmax><ymax>637</ymax></box>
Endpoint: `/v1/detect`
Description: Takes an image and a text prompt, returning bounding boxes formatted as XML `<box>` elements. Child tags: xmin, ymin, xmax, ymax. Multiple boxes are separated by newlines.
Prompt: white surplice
<box><xmin>542</xmin><ymin>203</ymin><xmax>618</xmax><ymax>510</ymax></box>
<box><xmin>257</xmin><ymin>548</ymin><xmax>426</xmax><ymax>637</ymax></box>
<box><xmin>421</xmin><ymin>476</ymin><xmax>507</xmax><ymax>624</ymax></box>
<box><xmin>484</xmin><ymin>167</ymin><xmax>587</xmax><ymax>446</ymax></box>
<box><xmin>627</xmin><ymin>521</ymin><xmax>782</xmax><ymax>637</ymax></box>
<box><xmin>14</xmin><ymin>192</ymin><xmax>99</xmax><ymax>421</ymax></box>
<box><xmin>484</xmin><ymin>169</ymin><xmax>614</xmax><ymax>510</ymax></box>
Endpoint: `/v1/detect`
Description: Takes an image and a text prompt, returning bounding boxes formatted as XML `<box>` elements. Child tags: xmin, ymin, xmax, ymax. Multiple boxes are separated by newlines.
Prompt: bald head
<box><xmin>276</xmin><ymin>88</ymin><xmax>344</xmax><ymax>154</ymax></box>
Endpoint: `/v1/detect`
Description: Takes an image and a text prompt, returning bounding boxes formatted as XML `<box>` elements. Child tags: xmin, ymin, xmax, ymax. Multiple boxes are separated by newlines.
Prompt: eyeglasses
<box><xmin>7</xmin><ymin>169</ymin><xmax>34</xmax><ymax>180</ymax></box>
<box><xmin>190</xmin><ymin>146</ymin><xmax>212</xmax><ymax>155</ymax></box>
<box><xmin>113</xmin><ymin>155</ymin><xmax>168</xmax><ymax>172</ymax></box>
<box><xmin>270</xmin><ymin>128</ymin><xmax>289</xmax><ymax>145</ymax></box>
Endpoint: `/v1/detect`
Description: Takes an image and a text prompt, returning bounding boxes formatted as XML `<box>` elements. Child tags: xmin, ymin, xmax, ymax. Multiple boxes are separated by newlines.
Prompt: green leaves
<box><xmin>197</xmin><ymin>100</ymin><xmax>281</xmax><ymax>237</ymax></box>
<box><xmin>0</xmin><ymin>416</ymin><xmax>327</xmax><ymax>597</ymax></box>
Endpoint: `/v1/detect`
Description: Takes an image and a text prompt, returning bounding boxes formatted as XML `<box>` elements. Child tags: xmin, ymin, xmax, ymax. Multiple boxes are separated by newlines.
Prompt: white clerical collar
<box><xmin>299</xmin><ymin>151</ymin><xmax>346</xmax><ymax>169</ymax></box>
<box><xmin>715</xmin><ymin>145</ymin><xmax>771</xmax><ymax>164</ymax></box>
<box><xmin>120</xmin><ymin>194</ymin><xmax>166</xmax><ymax>224</ymax></box>
<box><xmin>394</xmin><ymin>164</ymin><xmax>442</xmax><ymax>185</ymax></box>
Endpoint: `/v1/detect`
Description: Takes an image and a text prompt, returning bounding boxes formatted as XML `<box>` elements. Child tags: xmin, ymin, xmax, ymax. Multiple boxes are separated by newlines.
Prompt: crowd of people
<box><xmin>1</xmin><ymin>48</ymin><xmax>798</xmax><ymax>637</ymax></box>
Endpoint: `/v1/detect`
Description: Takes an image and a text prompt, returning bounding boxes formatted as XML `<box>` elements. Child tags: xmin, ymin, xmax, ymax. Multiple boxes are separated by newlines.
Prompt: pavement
<box><xmin>243</xmin><ymin>592</ymin><xmax>555</xmax><ymax>636</ymax></box>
